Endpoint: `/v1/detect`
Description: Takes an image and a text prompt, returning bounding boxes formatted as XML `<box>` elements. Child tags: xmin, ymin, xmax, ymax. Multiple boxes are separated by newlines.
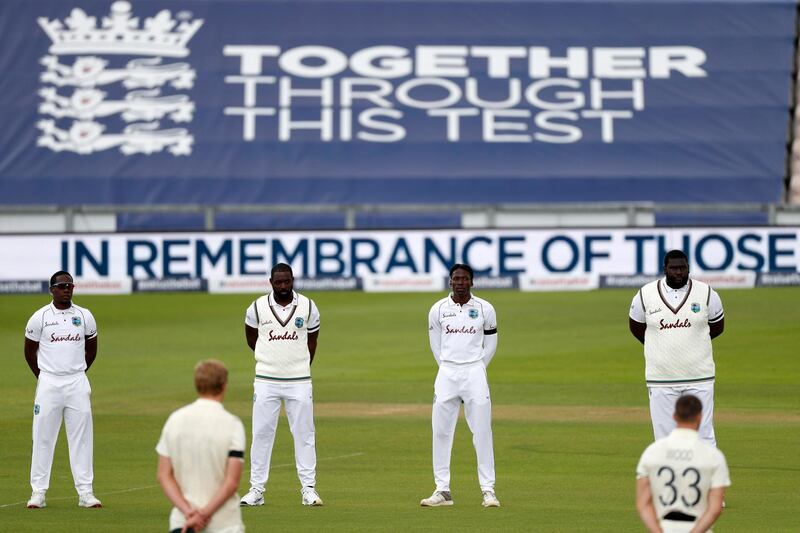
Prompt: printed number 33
<box><xmin>657</xmin><ymin>466</ymin><xmax>702</xmax><ymax>507</ymax></box>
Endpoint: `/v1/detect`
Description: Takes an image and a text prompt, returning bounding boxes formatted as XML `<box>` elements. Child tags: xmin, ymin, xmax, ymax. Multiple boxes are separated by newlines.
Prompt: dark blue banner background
<box><xmin>0</xmin><ymin>0</ymin><xmax>795</xmax><ymax>206</ymax></box>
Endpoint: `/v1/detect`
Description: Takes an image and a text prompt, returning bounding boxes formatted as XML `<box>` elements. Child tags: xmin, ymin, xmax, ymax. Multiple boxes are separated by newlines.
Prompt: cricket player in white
<box><xmin>24</xmin><ymin>271</ymin><xmax>101</xmax><ymax>509</ymax></box>
<box><xmin>421</xmin><ymin>264</ymin><xmax>500</xmax><ymax>508</ymax></box>
<box><xmin>629</xmin><ymin>250</ymin><xmax>724</xmax><ymax>446</ymax></box>
<box><xmin>240</xmin><ymin>263</ymin><xmax>323</xmax><ymax>507</ymax></box>
<box><xmin>157</xmin><ymin>360</ymin><xmax>246</xmax><ymax>533</ymax></box>
<box><xmin>636</xmin><ymin>394</ymin><xmax>730</xmax><ymax>533</ymax></box>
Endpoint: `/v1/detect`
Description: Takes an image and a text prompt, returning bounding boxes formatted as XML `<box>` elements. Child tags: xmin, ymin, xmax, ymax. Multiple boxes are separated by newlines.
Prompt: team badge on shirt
<box><xmin>72</xmin><ymin>316</ymin><xmax>82</xmax><ymax>326</ymax></box>
<box><xmin>469</xmin><ymin>309</ymin><xmax>479</xmax><ymax>319</ymax></box>
<box><xmin>690</xmin><ymin>303</ymin><xmax>701</xmax><ymax>313</ymax></box>
<box><xmin>295</xmin><ymin>317</ymin><xmax>305</xmax><ymax>328</ymax></box>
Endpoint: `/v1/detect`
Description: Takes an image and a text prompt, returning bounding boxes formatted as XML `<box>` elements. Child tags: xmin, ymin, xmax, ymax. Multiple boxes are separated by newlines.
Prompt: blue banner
<box><xmin>0</xmin><ymin>0</ymin><xmax>794</xmax><ymax>205</ymax></box>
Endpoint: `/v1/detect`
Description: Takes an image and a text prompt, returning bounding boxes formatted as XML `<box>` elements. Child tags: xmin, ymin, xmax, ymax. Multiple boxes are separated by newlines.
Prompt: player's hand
<box><xmin>185</xmin><ymin>508</ymin><xmax>211</xmax><ymax>531</ymax></box>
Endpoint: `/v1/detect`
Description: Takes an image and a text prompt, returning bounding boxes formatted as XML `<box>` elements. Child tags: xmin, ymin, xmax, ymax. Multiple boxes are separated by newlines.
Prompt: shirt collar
<box><xmin>660</xmin><ymin>277</ymin><xmax>689</xmax><ymax>293</ymax></box>
<box><xmin>670</xmin><ymin>427</ymin><xmax>699</xmax><ymax>440</ymax></box>
<box><xmin>448</xmin><ymin>294</ymin><xmax>474</xmax><ymax>307</ymax></box>
<box><xmin>269</xmin><ymin>290</ymin><xmax>298</xmax><ymax>308</ymax></box>
<box><xmin>50</xmin><ymin>303</ymin><xmax>74</xmax><ymax>314</ymax></box>
<box><xmin>195</xmin><ymin>398</ymin><xmax>223</xmax><ymax>408</ymax></box>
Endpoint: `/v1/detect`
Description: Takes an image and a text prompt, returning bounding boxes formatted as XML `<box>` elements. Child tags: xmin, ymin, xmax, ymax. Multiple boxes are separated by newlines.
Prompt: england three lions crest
<box><xmin>36</xmin><ymin>1</ymin><xmax>203</xmax><ymax>156</ymax></box>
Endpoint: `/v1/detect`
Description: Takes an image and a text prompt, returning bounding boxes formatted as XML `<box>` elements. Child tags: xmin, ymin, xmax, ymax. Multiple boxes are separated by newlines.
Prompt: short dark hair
<box><xmin>270</xmin><ymin>263</ymin><xmax>293</xmax><ymax>278</ymax></box>
<box><xmin>663</xmin><ymin>249</ymin><xmax>688</xmax><ymax>268</ymax></box>
<box><xmin>449</xmin><ymin>263</ymin><xmax>473</xmax><ymax>279</ymax></box>
<box><xmin>674</xmin><ymin>394</ymin><xmax>703</xmax><ymax>422</ymax></box>
<box><xmin>50</xmin><ymin>270</ymin><xmax>72</xmax><ymax>287</ymax></box>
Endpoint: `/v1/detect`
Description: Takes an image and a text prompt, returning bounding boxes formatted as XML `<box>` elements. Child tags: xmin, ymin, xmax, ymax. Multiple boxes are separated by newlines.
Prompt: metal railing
<box><xmin>2</xmin><ymin>202</ymin><xmax>800</xmax><ymax>232</ymax></box>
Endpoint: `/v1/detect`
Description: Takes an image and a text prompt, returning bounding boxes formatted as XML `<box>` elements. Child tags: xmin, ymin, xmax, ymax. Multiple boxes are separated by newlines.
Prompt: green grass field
<box><xmin>1</xmin><ymin>288</ymin><xmax>798</xmax><ymax>532</ymax></box>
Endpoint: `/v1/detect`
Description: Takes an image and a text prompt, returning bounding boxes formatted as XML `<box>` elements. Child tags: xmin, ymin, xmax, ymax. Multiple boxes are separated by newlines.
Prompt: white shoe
<box><xmin>301</xmin><ymin>487</ymin><xmax>323</xmax><ymax>506</ymax></box>
<box><xmin>240</xmin><ymin>488</ymin><xmax>264</xmax><ymax>506</ymax></box>
<box><xmin>482</xmin><ymin>490</ymin><xmax>500</xmax><ymax>508</ymax></box>
<box><xmin>420</xmin><ymin>490</ymin><xmax>453</xmax><ymax>507</ymax></box>
<box><xmin>78</xmin><ymin>492</ymin><xmax>102</xmax><ymax>508</ymax></box>
<box><xmin>26</xmin><ymin>491</ymin><xmax>46</xmax><ymax>509</ymax></box>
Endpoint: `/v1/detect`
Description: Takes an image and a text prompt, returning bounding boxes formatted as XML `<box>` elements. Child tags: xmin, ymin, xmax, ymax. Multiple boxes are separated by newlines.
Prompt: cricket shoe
<box><xmin>301</xmin><ymin>487</ymin><xmax>323</xmax><ymax>506</ymax></box>
<box><xmin>78</xmin><ymin>492</ymin><xmax>102</xmax><ymax>508</ymax></box>
<box><xmin>481</xmin><ymin>490</ymin><xmax>500</xmax><ymax>507</ymax></box>
<box><xmin>420</xmin><ymin>490</ymin><xmax>453</xmax><ymax>507</ymax></box>
<box><xmin>240</xmin><ymin>488</ymin><xmax>264</xmax><ymax>506</ymax></box>
<box><xmin>26</xmin><ymin>491</ymin><xmax>46</xmax><ymax>509</ymax></box>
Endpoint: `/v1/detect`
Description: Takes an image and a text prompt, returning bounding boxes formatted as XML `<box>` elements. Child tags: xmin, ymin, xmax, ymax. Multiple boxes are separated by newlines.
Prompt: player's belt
<box><xmin>662</xmin><ymin>511</ymin><xmax>696</xmax><ymax>522</ymax></box>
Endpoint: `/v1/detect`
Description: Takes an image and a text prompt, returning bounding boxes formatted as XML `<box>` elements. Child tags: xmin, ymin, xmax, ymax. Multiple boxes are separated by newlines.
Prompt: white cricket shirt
<box><xmin>25</xmin><ymin>303</ymin><xmax>97</xmax><ymax>376</ymax></box>
<box><xmin>637</xmin><ymin>428</ymin><xmax>731</xmax><ymax>524</ymax></box>
<box><xmin>630</xmin><ymin>278</ymin><xmax>723</xmax><ymax>324</ymax></box>
<box><xmin>156</xmin><ymin>399</ymin><xmax>246</xmax><ymax>532</ymax></box>
<box><xmin>245</xmin><ymin>291</ymin><xmax>320</xmax><ymax>333</ymax></box>
<box><xmin>246</xmin><ymin>291</ymin><xmax>320</xmax><ymax>381</ymax></box>
<box><xmin>428</xmin><ymin>294</ymin><xmax>497</xmax><ymax>364</ymax></box>
<box><xmin>634</xmin><ymin>279</ymin><xmax>720</xmax><ymax>384</ymax></box>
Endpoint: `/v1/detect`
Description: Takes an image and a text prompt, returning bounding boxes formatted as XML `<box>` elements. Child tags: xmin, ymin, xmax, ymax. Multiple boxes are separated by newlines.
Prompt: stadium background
<box><xmin>1</xmin><ymin>0</ymin><xmax>798</xmax><ymax>531</ymax></box>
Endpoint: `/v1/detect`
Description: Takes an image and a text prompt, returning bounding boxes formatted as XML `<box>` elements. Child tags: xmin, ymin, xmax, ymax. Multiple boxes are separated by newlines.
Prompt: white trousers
<box><xmin>648</xmin><ymin>382</ymin><xmax>716</xmax><ymax>446</ymax></box>
<box><xmin>31</xmin><ymin>372</ymin><xmax>94</xmax><ymax>494</ymax></box>
<box><xmin>432</xmin><ymin>362</ymin><xmax>495</xmax><ymax>492</ymax></box>
<box><xmin>249</xmin><ymin>380</ymin><xmax>317</xmax><ymax>491</ymax></box>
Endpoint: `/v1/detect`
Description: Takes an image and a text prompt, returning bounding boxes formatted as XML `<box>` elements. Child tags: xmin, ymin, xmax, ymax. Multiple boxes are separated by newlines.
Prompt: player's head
<box><xmin>49</xmin><ymin>270</ymin><xmax>74</xmax><ymax>306</ymax></box>
<box><xmin>194</xmin><ymin>359</ymin><xmax>228</xmax><ymax>398</ymax></box>
<box><xmin>673</xmin><ymin>394</ymin><xmax>702</xmax><ymax>429</ymax></box>
<box><xmin>449</xmin><ymin>263</ymin><xmax>473</xmax><ymax>296</ymax></box>
<box><xmin>270</xmin><ymin>263</ymin><xmax>294</xmax><ymax>300</ymax></box>
<box><xmin>662</xmin><ymin>249</ymin><xmax>689</xmax><ymax>288</ymax></box>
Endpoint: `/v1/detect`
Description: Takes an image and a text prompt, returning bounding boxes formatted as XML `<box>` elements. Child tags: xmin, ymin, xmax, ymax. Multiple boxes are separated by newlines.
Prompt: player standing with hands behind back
<box><xmin>24</xmin><ymin>271</ymin><xmax>102</xmax><ymax>509</ymax></box>
<box><xmin>240</xmin><ymin>263</ymin><xmax>323</xmax><ymax>508</ymax></box>
<box><xmin>629</xmin><ymin>250</ymin><xmax>725</xmax><ymax>446</ymax></box>
<box><xmin>636</xmin><ymin>394</ymin><xmax>730</xmax><ymax>532</ymax></box>
<box><xmin>421</xmin><ymin>264</ymin><xmax>500</xmax><ymax>508</ymax></box>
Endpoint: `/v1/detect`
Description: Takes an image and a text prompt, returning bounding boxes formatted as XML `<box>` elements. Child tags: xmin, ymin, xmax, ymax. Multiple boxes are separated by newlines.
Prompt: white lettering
<box><xmin>416</xmin><ymin>46</ymin><xmax>469</xmax><ymax>77</ymax></box>
<box><xmin>350</xmin><ymin>46</ymin><xmax>412</xmax><ymax>78</ymax></box>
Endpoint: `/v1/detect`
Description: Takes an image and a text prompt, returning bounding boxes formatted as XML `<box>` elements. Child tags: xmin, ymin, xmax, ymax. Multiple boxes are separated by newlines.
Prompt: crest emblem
<box><xmin>295</xmin><ymin>317</ymin><xmax>305</xmax><ymax>328</ymax></box>
<box><xmin>72</xmin><ymin>316</ymin><xmax>82</xmax><ymax>326</ymax></box>
<box><xmin>37</xmin><ymin>1</ymin><xmax>203</xmax><ymax>156</ymax></box>
<box><xmin>690</xmin><ymin>303</ymin><xmax>701</xmax><ymax>313</ymax></box>
<box><xmin>34</xmin><ymin>404</ymin><xmax>40</xmax><ymax>415</ymax></box>
<box><xmin>468</xmin><ymin>309</ymin><xmax>479</xmax><ymax>319</ymax></box>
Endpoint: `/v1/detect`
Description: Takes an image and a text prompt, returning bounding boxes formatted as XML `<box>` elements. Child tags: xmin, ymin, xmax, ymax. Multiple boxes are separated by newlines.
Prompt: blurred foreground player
<box><xmin>636</xmin><ymin>394</ymin><xmax>730</xmax><ymax>533</ymax></box>
<box><xmin>421</xmin><ymin>264</ymin><xmax>500</xmax><ymax>508</ymax></box>
<box><xmin>24</xmin><ymin>271</ymin><xmax>101</xmax><ymax>509</ymax></box>
<box><xmin>156</xmin><ymin>360</ymin><xmax>245</xmax><ymax>533</ymax></box>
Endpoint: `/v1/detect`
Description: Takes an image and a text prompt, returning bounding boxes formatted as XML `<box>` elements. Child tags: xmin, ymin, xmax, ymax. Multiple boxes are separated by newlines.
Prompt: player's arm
<box><xmin>24</xmin><ymin>338</ymin><xmax>40</xmax><ymax>378</ymax></box>
<box><xmin>708</xmin><ymin>289</ymin><xmax>724</xmax><ymax>340</ymax></box>
<box><xmin>482</xmin><ymin>304</ymin><xmax>498</xmax><ymax>367</ymax></box>
<box><xmin>186</xmin><ymin>456</ymin><xmax>244</xmax><ymax>531</ymax></box>
<box><xmin>245</xmin><ymin>301</ymin><xmax>259</xmax><ymax>351</ymax></box>
<box><xmin>84</xmin><ymin>311</ymin><xmax>98</xmax><ymax>371</ymax></box>
<box><xmin>85</xmin><ymin>336</ymin><xmax>98</xmax><ymax>371</ymax></box>
<box><xmin>689</xmin><ymin>487</ymin><xmax>724</xmax><ymax>533</ymax></box>
<box><xmin>709</xmin><ymin>318</ymin><xmax>724</xmax><ymax>340</ymax></box>
<box><xmin>629</xmin><ymin>318</ymin><xmax>646</xmax><ymax>344</ymax></box>
<box><xmin>307</xmin><ymin>299</ymin><xmax>320</xmax><ymax>364</ymax></box>
<box><xmin>629</xmin><ymin>291</ymin><xmax>646</xmax><ymax>344</ymax></box>
<box><xmin>428</xmin><ymin>306</ymin><xmax>442</xmax><ymax>365</ymax></box>
<box><xmin>156</xmin><ymin>455</ymin><xmax>196</xmax><ymax>520</ymax></box>
<box><xmin>308</xmin><ymin>330</ymin><xmax>319</xmax><ymax>365</ymax></box>
<box><xmin>245</xmin><ymin>324</ymin><xmax>258</xmax><ymax>351</ymax></box>
<box><xmin>635</xmin><ymin>477</ymin><xmax>663</xmax><ymax>533</ymax></box>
